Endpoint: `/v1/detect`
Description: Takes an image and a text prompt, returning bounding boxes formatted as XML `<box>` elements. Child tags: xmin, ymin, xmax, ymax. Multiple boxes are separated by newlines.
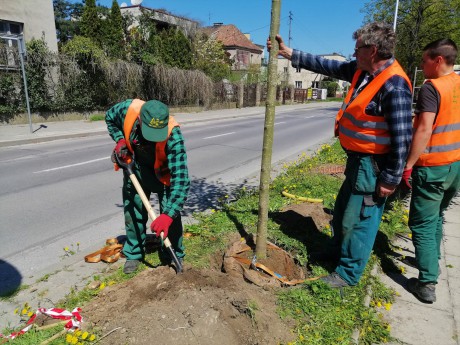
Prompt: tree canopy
<box><xmin>362</xmin><ymin>0</ymin><xmax>460</xmax><ymax>78</ymax></box>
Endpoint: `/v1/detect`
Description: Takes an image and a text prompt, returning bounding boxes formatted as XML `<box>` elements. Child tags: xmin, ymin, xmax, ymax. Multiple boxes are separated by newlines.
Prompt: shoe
<box><xmin>123</xmin><ymin>259</ymin><xmax>141</xmax><ymax>274</ymax></box>
<box><xmin>320</xmin><ymin>272</ymin><xmax>349</xmax><ymax>288</ymax></box>
<box><xmin>407</xmin><ymin>278</ymin><xmax>436</xmax><ymax>303</ymax></box>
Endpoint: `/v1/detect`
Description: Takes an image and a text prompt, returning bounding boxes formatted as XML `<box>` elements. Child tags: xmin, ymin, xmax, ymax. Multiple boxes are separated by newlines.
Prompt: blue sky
<box><xmin>90</xmin><ymin>0</ymin><xmax>368</xmax><ymax>57</ymax></box>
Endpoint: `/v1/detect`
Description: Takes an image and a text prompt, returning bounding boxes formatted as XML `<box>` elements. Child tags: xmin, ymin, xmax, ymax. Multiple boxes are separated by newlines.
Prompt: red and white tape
<box><xmin>0</xmin><ymin>307</ymin><xmax>82</xmax><ymax>340</ymax></box>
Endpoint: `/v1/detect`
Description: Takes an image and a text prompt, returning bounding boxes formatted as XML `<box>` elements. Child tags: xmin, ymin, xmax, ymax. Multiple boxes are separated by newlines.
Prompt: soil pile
<box><xmin>82</xmin><ymin>202</ymin><xmax>332</xmax><ymax>345</ymax></box>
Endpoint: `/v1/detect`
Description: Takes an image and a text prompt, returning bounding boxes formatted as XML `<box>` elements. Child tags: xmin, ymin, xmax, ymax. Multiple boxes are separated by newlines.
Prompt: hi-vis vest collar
<box><xmin>122</xmin><ymin>99</ymin><xmax>180</xmax><ymax>186</ymax></box>
<box><xmin>415</xmin><ymin>72</ymin><xmax>460</xmax><ymax>166</ymax></box>
<box><xmin>335</xmin><ymin>60</ymin><xmax>411</xmax><ymax>154</ymax></box>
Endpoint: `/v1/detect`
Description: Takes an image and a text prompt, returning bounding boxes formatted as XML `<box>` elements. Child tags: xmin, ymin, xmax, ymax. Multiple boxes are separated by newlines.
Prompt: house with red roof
<box><xmin>201</xmin><ymin>23</ymin><xmax>264</xmax><ymax>71</ymax></box>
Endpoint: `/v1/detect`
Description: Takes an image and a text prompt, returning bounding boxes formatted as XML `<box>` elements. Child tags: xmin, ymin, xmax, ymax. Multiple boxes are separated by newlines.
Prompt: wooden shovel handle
<box><xmin>128</xmin><ymin>173</ymin><xmax>173</xmax><ymax>247</ymax></box>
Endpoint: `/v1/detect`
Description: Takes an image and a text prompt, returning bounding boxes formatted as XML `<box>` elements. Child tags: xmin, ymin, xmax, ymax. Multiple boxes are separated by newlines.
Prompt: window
<box><xmin>295</xmin><ymin>81</ymin><xmax>302</xmax><ymax>89</ymax></box>
<box><xmin>296</xmin><ymin>67</ymin><xmax>301</xmax><ymax>73</ymax></box>
<box><xmin>283</xmin><ymin>67</ymin><xmax>288</xmax><ymax>73</ymax></box>
<box><xmin>0</xmin><ymin>20</ymin><xmax>24</xmax><ymax>68</ymax></box>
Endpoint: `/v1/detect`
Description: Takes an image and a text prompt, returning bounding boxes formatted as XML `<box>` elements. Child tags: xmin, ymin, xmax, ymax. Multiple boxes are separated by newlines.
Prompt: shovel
<box><xmin>114</xmin><ymin>153</ymin><xmax>183</xmax><ymax>273</ymax></box>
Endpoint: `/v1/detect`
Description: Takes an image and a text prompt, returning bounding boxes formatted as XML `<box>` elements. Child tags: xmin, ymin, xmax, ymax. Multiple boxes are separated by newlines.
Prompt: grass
<box><xmin>2</xmin><ymin>139</ymin><xmax>410</xmax><ymax>344</ymax></box>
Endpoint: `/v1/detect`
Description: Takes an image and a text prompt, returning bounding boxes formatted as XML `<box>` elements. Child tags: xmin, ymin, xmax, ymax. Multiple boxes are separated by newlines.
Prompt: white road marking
<box><xmin>202</xmin><ymin>132</ymin><xmax>235</xmax><ymax>140</ymax></box>
<box><xmin>274</xmin><ymin>121</ymin><xmax>286</xmax><ymax>125</ymax></box>
<box><xmin>305</xmin><ymin>116</ymin><xmax>315</xmax><ymax>119</ymax></box>
<box><xmin>34</xmin><ymin>157</ymin><xmax>109</xmax><ymax>173</ymax></box>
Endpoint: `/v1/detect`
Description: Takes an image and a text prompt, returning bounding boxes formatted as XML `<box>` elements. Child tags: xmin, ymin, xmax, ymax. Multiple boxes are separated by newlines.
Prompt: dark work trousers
<box><xmin>121</xmin><ymin>162</ymin><xmax>185</xmax><ymax>263</ymax></box>
<box><xmin>332</xmin><ymin>154</ymin><xmax>387</xmax><ymax>285</ymax></box>
<box><xmin>409</xmin><ymin>161</ymin><xmax>460</xmax><ymax>283</ymax></box>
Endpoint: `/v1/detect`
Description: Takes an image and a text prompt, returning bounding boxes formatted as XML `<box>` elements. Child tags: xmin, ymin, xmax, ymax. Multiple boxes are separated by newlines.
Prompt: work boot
<box><xmin>320</xmin><ymin>272</ymin><xmax>349</xmax><ymax>288</ymax></box>
<box><xmin>123</xmin><ymin>259</ymin><xmax>141</xmax><ymax>274</ymax></box>
<box><xmin>407</xmin><ymin>278</ymin><xmax>436</xmax><ymax>303</ymax></box>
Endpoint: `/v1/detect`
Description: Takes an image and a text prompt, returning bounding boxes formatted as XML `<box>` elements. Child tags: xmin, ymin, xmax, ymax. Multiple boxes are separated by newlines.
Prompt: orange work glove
<box><xmin>150</xmin><ymin>214</ymin><xmax>173</xmax><ymax>239</ymax></box>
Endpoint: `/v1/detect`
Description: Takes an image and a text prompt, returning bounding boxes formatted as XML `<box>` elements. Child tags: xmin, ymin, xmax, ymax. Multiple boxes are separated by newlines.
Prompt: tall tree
<box><xmin>80</xmin><ymin>0</ymin><xmax>104</xmax><ymax>47</ymax></box>
<box><xmin>192</xmin><ymin>33</ymin><xmax>231</xmax><ymax>81</ymax></box>
<box><xmin>105</xmin><ymin>0</ymin><xmax>125</xmax><ymax>59</ymax></box>
<box><xmin>362</xmin><ymin>0</ymin><xmax>460</xmax><ymax>79</ymax></box>
<box><xmin>255</xmin><ymin>0</ymin><xmax>281</xmax><ymax>259</ymax></box>
<box><xmin>53</xmin><ymin>0</ymin><xmax>83</xmax><ymax>44</ymax></box>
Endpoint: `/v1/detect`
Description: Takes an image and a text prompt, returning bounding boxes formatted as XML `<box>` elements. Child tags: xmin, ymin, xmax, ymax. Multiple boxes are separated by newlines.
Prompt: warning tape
<box><xmin>0</xmin><ymin>307</ymin><xmax>82</xmax><ymax>340</ymax></box>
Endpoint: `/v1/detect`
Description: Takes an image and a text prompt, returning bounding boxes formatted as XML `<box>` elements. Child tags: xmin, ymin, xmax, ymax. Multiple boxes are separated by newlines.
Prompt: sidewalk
<box><xmin>0</xmin><ymin>103</ymin><xmax>324</xmax><ymax>147</ymax></box>
<box><xmin>1</xmin><ymin>103</ymin><xmax>459</xmax><ymax>344</ymax></box>
<box><xmin>382</xmin><ymin>195</ymin><xmax>460</xmax><ymax>345</ymax></box>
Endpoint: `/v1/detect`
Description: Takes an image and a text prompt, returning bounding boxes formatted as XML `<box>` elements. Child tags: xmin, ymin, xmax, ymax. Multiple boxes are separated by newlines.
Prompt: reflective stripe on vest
<box><xmin>335</xmin><ymin>60</ymin><xmax>411</xmax><ymax>154</ymax></box>
<box><xmin>415</xmin><ymin>72</ymin><xmax>460</xmax><ymax>166</ymax></box>
<box><xmin>122</xmin><ymin>99</ymin><xmax>180</xmax><ymax>186</ymax></box>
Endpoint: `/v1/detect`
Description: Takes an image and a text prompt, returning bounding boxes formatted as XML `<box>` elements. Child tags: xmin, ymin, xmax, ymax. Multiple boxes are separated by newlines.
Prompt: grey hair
<box><xmin>353</xmin><ymin>22</ymin><xmax>395</xmax><ymax>59</ymax></box>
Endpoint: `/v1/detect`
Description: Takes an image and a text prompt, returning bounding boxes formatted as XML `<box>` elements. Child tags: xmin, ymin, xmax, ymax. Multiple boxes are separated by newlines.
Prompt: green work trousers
<box><xmin>332</xmin><ymin>154</ymin><xmax>387</xmax><ymax>286</ymax></box>
<box><xmin>122</xmin><ymin>163</ymin><xmax>185</xmax><ymax>262</ymax></box>
<box><xmin>409</xmin><ymin>160</ymin><xmax>460</xmax><ymax>283</ymax></box>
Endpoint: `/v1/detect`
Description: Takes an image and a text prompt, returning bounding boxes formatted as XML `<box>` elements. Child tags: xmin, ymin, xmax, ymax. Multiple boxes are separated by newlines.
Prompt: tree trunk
<box><xmin>255</xmin><ymin>0</ymin><xmax>281</xmax><ymax>259</ymax></box>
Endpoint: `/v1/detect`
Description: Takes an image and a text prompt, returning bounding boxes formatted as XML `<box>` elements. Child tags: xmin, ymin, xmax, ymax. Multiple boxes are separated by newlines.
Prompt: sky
<box><xmin>87</xmin><ymin>0</ymin><xmax>368</xmax><ymax>58</ymax></box>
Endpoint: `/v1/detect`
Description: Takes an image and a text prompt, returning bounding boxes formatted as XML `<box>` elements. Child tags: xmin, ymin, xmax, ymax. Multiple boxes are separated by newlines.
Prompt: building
<box><xmin>201</xmin><ymin>23</ymin><xmax>264</xmax><ymax>71</ymax></box>
<box><xmin>0</xmin><ymin>0</ymin><xmax>58</xmax><ymax>54</ymax></box>
<box><xmin>277</xmin><ymin>53</ymin><xmax>347</xmax><ymax>90</ymax></box>
<box><xmin>120</xmin><ymin>5</ymin><xmax>198</xmax><ymax>37</ymax></box>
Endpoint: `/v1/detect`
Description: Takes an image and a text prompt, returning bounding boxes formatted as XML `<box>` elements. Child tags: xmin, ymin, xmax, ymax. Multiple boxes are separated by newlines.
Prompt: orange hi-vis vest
<box><xmin>335</xmin><ymin>60</ymin><xmax>411</xmax><ymax>154</ymax></box>
<box><xmin>415</xmin><ymin>72</ymin><xmax>460</xmax><ymax>167</ymax></box>
<box><xmin>122</xmin><ymin>99</ymin><xmax>180</xmax><ymax>186</ymax></box>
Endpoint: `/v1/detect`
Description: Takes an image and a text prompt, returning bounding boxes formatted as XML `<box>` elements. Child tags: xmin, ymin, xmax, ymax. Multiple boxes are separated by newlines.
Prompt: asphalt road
<box><xmin>0</xmin><ymin>105</ymin><xmax>337</xmax><ymax>290</ymax></box>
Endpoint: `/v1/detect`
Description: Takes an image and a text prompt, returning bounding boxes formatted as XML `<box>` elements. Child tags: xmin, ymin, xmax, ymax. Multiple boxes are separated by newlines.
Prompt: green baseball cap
<box><xmin>139</xmin><ymin>100</ymin><xmax>170</xmax><ymax>142</ymax></box>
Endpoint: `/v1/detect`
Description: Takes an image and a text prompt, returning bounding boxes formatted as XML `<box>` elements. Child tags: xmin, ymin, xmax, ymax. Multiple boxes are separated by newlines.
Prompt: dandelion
<box><xmin>81</xmin><ymin>331</ymin><xmax>89</xmax><ymax>340</ymax></box>
<box><xmin>89</xmin><ymin>334</ymin><xmax>96</xmax><ymax>341</ymax></box>
<box><xmin>384</xmin><ymin>303</ymin><xmax>392</xmax><ymax>310</ymax></box>
<box><xmin>14</xmin><ymin>308</ymin><xmax>18</xmax><ymax>314</ymax></box>
<box><xmin>99</xmin><ymin>282</ymin><xmax>106</xmax><ymax>290</ymax></box>
<box><xmin>377</xmin><ymin>301</ymin><xmax>382</xmax><ymax>308</ymax></box>
<box><xmin>211</xmin><ymin>209</ymin><xmax>215</xmax><ymax>213</ymax></box>
<box><xmin>399</xmin><ymin>266</ymin><xmax>406</xmax><ymax>274</ymax></box>
<box><xmin>408</xmin><ymin>233</ymin><xmax>412</xmax><ymax>239</ymax></box>
<box><xmin>66</xmin><ymin>334</ymin><xmax>73</xmax><ymax>343</ymax></box>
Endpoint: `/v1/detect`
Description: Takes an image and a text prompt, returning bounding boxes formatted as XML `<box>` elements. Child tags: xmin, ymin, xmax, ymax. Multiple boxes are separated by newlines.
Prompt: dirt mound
<box><xmin>83</xmin><ymin>266</ymin><xmax>295</xmax><ymax>345</ymax></box>
<box><xmin>82</xmin><ymin>202</ymin><xmax>332</xmax><ymax>344</ymax></box>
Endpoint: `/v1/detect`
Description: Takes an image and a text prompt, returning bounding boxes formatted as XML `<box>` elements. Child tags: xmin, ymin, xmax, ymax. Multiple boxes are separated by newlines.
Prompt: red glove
<box><xmin>150</xmin><ymin>214</ymin><xmax>173</xmax><ymax>239</ymax></box>
<box><xmin>399</xmin><ymin>168</ymin><xmax>413</xmax><ymax>193</ymax></box>
<box><xmin>113</xmin><ymin>139</ymin><xmax>128</xmax><ymax>161</ymax></box>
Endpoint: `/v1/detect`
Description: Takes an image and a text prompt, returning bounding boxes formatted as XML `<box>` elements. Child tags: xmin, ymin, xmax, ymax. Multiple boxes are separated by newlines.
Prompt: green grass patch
<box><xmin>88</xmin><ymin>114</ymin><xmax>105</xmax><ymax>121</ymax></box>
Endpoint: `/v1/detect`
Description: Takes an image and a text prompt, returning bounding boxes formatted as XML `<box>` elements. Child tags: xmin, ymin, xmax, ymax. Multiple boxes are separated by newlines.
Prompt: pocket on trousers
<box><xmin>361</xmin><ymin>195</ymin><xmax>375</xmax><ymax>218</ymax></box>
<box><xmin>354</xmin><ymin>156</ymin><xmax>378</xmax><ymax>193</ymax></box>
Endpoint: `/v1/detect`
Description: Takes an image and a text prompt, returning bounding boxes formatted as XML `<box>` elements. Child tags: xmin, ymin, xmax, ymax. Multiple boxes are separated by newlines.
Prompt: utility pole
<box><xmin>393</xmin><ymin>0</ymin><xmax>399</xmax><ymax>32</ymax></box>
<box><xmin>286</xmin><ymin>11</ymin><xmax>293</xmax><ymax>86</ymax></box>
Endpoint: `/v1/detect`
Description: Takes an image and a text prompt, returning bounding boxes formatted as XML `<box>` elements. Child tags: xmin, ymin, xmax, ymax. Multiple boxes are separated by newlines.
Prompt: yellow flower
<box><xmin>384</xmin><ymin>303</ymin><xmax>392</xmax><ymax>310</ymax></box>
<box><xmin>399</xmin><ymin>266</ymin><xmax>406</xmax><ymax>274</ymax></box>
<box><xmin>64</xmin><ymin>246</ymin><xmax>69</xmax><ymax>252</ymax></box>
<box><xmin>66</xmin><ymin>334</ymin><xmax>73</xmax><ymax>343</ymax></box>
<box><xmin>408</xmin><ymin>233</ymin><xmax>412</xmax><ymax>239</ymax></box>
<box><xmin>377</xmin><ymin>301</ymin><xmax>382</xmax><ymax>308</ymax></box>
<box><xmin>89</xmin><ymin>334</ymin><xmax>96</xmax><ymax>341</ymax></box>
<box><xmin>71</xmin><ymin>336</ymin><xmax>79</xmax><ymax>344</ymax></box>
<box><xmin>81</xmin><ymin>331</ymin><xmax>89</xmax><ymax>340</ymax></box>
<box><xmin>14</xmin><ymin>308</ymin><xmax>18</xmax><ymax>314</ymax></box>
<box><xmin>75</xmin><ymin>330</ymin><xmax>82</xmax><ymax>337</ymax></box>
<box><xmin>27</xmin><ymin>311</ymin><xmax>34</xmax><ymax>318</ymax></box>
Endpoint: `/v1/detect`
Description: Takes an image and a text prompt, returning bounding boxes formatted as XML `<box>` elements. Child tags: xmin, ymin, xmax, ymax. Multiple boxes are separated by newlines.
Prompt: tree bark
<box><xmin>255</xmin><ymin>0</ymin><xmax>281</xmax><ymax>259</ymax></box>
